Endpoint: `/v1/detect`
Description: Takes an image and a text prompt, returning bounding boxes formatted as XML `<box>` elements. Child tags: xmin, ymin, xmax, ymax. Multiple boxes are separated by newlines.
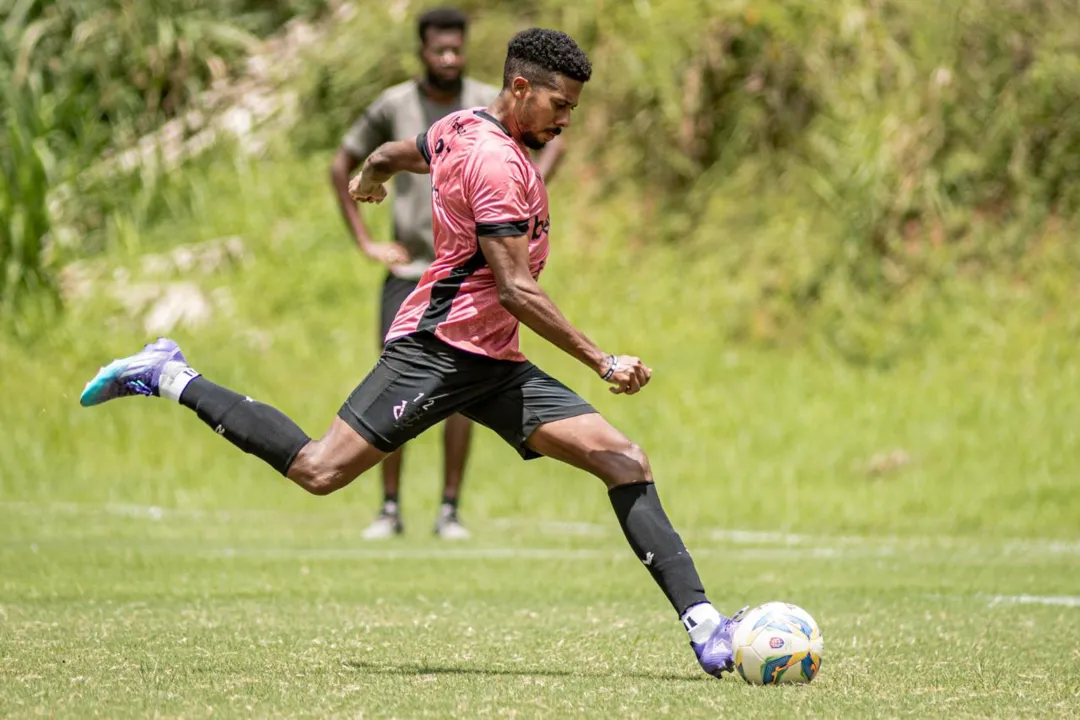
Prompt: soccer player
<box><xmin>331</xmin><ymin>7</ymin><xmax>566</xmax><ymax>540</ymax></box>
<box><xmin>79</xmin><ymin>28</ymin><xmax>744</xmax><ymax>678</ymax></box>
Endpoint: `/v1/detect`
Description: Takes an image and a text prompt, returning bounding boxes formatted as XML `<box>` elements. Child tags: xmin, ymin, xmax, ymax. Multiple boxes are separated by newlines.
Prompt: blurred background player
<box><xmin>330</xmin><ymin>7</ymin><xmax>567</xmax><ymax>540</ymax></box>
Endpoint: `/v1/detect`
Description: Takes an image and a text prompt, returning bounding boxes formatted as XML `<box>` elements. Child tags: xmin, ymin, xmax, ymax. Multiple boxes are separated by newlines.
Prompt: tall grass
<box><xmin>0</xmin><ymin>30</ymin><xmax>56</xmax><ymax>328</ymax></box>
<box><xmin>276</xmin><ymin>0</ymin><xmax>1080</xmax><ymax>362</ymax></box>
<box><xmin>3</xmin><ymin>0</ymin><xmax>1079</xmax><ymax>351</ymax></box>
<box><xmin>0</xmin><ymin>0</ymin><xmax>329</xmax><ymax>315</ymax></box>
<box><xmin>1</xmin><ymin>147</ymin><xmax>1077</xmax><ymax>537</ymax></box>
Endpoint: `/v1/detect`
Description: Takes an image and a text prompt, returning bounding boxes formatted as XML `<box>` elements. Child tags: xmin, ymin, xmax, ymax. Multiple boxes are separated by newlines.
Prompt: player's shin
<box><xmin>165</xmin><ymin>365</ymin><xmax>310</xmax><ymax>475</ymax></box>
<box><xmin>607</xmin><ymin>482</ymin><xmax>723</xmax><ymax>642</ymax></box>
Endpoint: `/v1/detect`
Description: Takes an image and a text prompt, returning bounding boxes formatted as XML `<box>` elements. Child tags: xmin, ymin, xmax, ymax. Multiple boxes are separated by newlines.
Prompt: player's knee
<box><xmin>304</xmin><ymin>467</ymin><xmax>347</xmax><ymax>496</ymax></box>
<box><xmin>600</xmin><ymin>442</ymin><xmax>653</xmax><ymax>487</ymax></box>
<box><xmin>289</xmin><ymin>445</ymin><xmax>351</xmax><ymax>495</ymax></box>
<box><xmin>624</xmin><ymin>443</ymin><xmax>653</xmax><ymax>484</ymax></box>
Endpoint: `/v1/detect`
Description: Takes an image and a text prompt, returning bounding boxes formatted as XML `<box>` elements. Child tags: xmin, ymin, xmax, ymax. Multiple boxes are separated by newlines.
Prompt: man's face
<box><xmin>511</xmin><ymin>74</ymin><xmax>582</xmax><ymax>150</ymax></box>
<box><xmin>421</xmin><ymin>28</ymin><xmax>465</xmax><ymax>94</ymax></box>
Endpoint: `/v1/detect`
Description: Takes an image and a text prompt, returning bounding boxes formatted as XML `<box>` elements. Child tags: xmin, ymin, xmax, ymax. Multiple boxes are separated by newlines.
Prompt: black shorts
<box><xmin>338</xmin><ymin>332</ymin><xmax>595</xmax><ymax>459</ymax></box>
<box><xmin>379</xmin><ymin>274</ymin><xmax>419</xmax><ymax>344</ymax></box>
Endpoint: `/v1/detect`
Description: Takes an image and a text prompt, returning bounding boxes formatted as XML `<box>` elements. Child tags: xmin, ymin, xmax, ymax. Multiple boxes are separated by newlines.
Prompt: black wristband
<box><xmin>601</xmin><ymin>355</ymin><xmax>617</xmax><ymax>381</ymax></box>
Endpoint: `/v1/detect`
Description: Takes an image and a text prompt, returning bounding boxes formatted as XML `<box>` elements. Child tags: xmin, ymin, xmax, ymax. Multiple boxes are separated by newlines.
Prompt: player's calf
<box><xmin>178</xmin><ymin>374</ymin><xmax>310</xmax><ymax>477</ymax></box>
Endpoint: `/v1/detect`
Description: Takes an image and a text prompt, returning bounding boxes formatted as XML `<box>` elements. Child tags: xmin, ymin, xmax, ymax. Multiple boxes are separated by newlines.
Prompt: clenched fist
<box><xmin>349</xmin><ymin>171</ymin><xmax>387</xmax><ymax>204</ymax></box>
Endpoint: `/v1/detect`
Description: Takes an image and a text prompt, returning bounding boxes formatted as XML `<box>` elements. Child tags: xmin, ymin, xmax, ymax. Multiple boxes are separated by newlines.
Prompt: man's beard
<box><xmin>426</xmin><ymin>70</ymin><xmax>463</xmax><ymax>95</ymax></box>
<box><xmin>522</xmin><ymin>127</ymin><xmax>560</xmax><ymax>151</ymax></box>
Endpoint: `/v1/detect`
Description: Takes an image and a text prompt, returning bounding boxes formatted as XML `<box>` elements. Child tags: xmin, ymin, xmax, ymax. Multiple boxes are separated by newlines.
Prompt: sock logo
<box><xmin>642</xmin><ymin>551</ymin><xmax>654</xmax><ymax>567</ymax></box>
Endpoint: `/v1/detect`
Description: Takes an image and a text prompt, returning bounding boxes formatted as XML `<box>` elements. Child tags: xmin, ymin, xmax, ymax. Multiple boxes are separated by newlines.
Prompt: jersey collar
<box><xmin>473</xmin><ymin>109</ymin><xmax>511</xmax><ymax>137</ymax></box>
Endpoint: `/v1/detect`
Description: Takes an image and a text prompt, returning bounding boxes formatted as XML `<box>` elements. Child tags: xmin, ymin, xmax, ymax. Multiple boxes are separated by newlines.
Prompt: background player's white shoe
<box><xmin>361</xmin><ymin>513</ymin><xmax>403</xmax><ymax>540</ymax></box>
<box><xmin>433</xmin><ymin>507</ymin><xmax>470</xmax><ymax>540</ymax></box>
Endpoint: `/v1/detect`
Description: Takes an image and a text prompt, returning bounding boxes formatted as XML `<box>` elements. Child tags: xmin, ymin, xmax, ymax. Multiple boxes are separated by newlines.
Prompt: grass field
<box><xmin>2</xmin><ymin>150</ymin><xmax>1079</xmax><ymax>717</ymax></box>
<box><xmin>3</xmin><ymin>501</ymin><xmax>1080</xmax><ymax>718</ymax></box>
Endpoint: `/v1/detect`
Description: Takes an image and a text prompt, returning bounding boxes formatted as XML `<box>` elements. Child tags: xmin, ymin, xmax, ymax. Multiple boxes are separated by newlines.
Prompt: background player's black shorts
<box><xmin>338</xmin><ymin>331</ymin><xmax>596</xmax><ymax>459</ymax></box>
<box><xmin>379</xmin><ymin>273</ymin><xmax>419</xmax><ymax>344</ymax></box>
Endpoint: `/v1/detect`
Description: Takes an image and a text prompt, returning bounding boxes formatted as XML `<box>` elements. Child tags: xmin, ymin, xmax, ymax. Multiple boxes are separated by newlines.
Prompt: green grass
<box><xmin>3</xmin><ymin>149</ymin><xmax>1079</xmax><ymax>535</ymax></box>
<box><xmin>3</xmin><ymin>503</ymin><xmax>1080</xmax><ymax>718</ymax></box>
<box><xmin>2</xmin><ymin>148</ymin><xmax>1079</xmax><ymax>717</ymax></box>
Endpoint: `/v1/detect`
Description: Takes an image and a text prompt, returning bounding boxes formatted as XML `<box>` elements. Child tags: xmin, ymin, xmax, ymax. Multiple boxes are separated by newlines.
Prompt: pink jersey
<box><xmin>385</xmin><ymin>109</ymin><xmax>550</xmax><ymax>362</ymax></box>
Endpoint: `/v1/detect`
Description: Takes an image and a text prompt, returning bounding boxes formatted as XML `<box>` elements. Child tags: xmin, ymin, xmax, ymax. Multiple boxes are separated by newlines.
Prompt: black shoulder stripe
<box><xmin>476</xmin><ymin>220</ymin><xmax>530</xmax><ymax>237</ymax></box>
<box><xmin>416</xmin><ymin>131</ymin><xmax>432</xmax><ymax>165</ymax></box>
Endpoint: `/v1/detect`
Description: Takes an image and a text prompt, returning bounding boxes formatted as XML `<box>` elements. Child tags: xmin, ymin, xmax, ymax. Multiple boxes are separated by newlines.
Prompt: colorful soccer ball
<box><xmin>732</xmin><ymin>602</ymin><xmax>824</xmax><ymax>685</ymax></box>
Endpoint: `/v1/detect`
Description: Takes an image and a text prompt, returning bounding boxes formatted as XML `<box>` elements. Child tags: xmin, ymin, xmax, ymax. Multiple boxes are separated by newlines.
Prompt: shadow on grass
<box><xmin>344</xmin><ymin>659</ymin><xmax>710</xmax><ymax>683</ymax></box>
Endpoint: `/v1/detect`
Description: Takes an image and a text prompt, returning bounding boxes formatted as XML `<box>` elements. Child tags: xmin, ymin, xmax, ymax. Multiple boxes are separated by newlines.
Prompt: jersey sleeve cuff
<box><xmin>416</xmin><ymin>131</ymin><xmax>432</xmax><ymax>165</ymax></box>
<box><xmin>476</xmin><ymin>220</ymin><xmax>531</xmax><ymax>237</ymax></box>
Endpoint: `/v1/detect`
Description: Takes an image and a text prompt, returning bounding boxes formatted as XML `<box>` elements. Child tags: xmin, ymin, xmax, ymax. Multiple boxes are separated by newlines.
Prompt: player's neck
<box><xmin>486</xmin><ymin>94</ymin><xmax>522</xmax><ymax>142</ymax></box>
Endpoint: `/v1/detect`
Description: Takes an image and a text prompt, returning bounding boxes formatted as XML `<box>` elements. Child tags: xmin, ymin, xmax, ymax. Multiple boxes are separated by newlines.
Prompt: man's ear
<box><xmin>511</xmin><ymin>76</ymin><xmax>530</xmax><ymax>100</ymax></box>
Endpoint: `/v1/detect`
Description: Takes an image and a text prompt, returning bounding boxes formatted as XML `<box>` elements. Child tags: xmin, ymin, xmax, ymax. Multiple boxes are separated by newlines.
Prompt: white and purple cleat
<box><xmin>80</xmin><ymin>338</ymin><xmax>187</xmax><ymax>407</ymax></box>
<box><xmin>691</xmin><ymin>607</ymin><xmax>747</xmax><ymax>679</ymax></box>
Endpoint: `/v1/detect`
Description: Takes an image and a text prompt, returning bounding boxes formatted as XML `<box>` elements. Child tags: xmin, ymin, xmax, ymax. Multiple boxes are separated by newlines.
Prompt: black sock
<box><xmin>438</xmin><ymin>496</ymin><xmax>459</xmax><ymax>520</ymax></box>
<box><xmin>608</xmin><ymin>482</ymin><xmax>709</xmax><ymax>616</ymax></box>
<box><xmin>179</xmin><ymin>377</ymin><xmax>310</xmax><ymax>476</ymax></box>
<box><xmin>382</xmin><ymin>494</ymin><xmax>399</xmax><ymax>515</ymax></box>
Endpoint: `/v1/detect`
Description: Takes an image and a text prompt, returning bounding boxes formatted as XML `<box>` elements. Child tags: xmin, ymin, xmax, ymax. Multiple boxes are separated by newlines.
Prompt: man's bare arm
<box><xmin>479</xmin><ymin>234</ymin><xmax>651</xmax><ymax>395</ymax></box>
<box><xmin>349</xmin><ymin>137</ymin><xmax>431</xmax><ymax>204</ymax></box>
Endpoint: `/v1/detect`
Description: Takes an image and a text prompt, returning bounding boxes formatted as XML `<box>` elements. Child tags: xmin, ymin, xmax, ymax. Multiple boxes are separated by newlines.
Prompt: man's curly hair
<box><xmin>502</xmin><ymin>28</ymin><xmax>592</xmax><ymax>90</ymax></box>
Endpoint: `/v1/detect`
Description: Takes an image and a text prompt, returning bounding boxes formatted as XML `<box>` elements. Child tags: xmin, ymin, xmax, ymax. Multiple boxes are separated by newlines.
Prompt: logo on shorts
<box><xmin>392</xmin><ymin>393</ymin><xmax>436</xmax><ymax>428</ymax></box>
<box><xmin>769</xmin><ymin>637</ymin><xmax>785</xmax><ymax>649</ymax></box>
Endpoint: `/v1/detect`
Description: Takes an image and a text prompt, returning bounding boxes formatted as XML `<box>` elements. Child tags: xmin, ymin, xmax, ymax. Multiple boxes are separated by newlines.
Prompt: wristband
<box><xmin>601</xmin><ymin>355</ymin><xmax>618</xmax><ymax>381</ymax></box>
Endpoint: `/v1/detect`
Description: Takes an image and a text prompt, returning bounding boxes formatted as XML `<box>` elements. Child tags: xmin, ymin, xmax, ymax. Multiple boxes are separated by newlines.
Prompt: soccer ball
<box><xmin>732</xmin><ymin>602</ymin><xmax>824</xmax><ymax>685</ymax></box>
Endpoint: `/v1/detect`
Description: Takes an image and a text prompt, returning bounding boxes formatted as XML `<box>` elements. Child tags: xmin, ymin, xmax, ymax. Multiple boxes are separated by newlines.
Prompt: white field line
<box><xmin>11</xmin><ymin>540</ymin><xmax>1060</xmax><ymax>565</ymax></box>
<box><xmin>0</xmin><ymin>502</ymin><xmax>609</xmax><ymax>535</ymax></box>
<box><xmin>212</xmin><ymin>547</ymin><xmax>617</xmax><ymax>561</ymax></box>
<box><xmin>195</xmin><ymin>546</ymin><xmax>903</xmax><ymax>561</ymax></box>
<box><xmin>983</xmin><ymin>594</ymin><xmax>1080</xmax><ymax>608</ymax></box>
<box><xmin>926</xmin><ymin>593</ymin><xmax>1080</xmax><ymax>609</ymax></box>
<box><xmin>2</xmin><ymin>500</ymin><xmax>275</xmax><ymax>522</ymax></box>
<box><xmin>4</xmin><ymin>500</ymin><xmax>1080</xmax><ymax>556</ymax></box>
<box><xmin>708</xmin><ymin>528</ymin><xmax>1080</xmax><ymax>556</ymax></box>
<box><xmin>13</xmin><ymin>539</ymin><xmax>884</xmax><ymax>562</ymax></box>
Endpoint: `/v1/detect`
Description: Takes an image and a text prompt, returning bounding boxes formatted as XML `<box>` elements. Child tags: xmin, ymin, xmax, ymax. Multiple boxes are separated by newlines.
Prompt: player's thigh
<box><xmin>338</xmin><ymin>334</ymin><xmax>480</xmax><ymax>453</ymax></box>
<box><xmin>462</xmin><ymin>363</ymin><xmax>599</xmax><ymax>461</ymax></box>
